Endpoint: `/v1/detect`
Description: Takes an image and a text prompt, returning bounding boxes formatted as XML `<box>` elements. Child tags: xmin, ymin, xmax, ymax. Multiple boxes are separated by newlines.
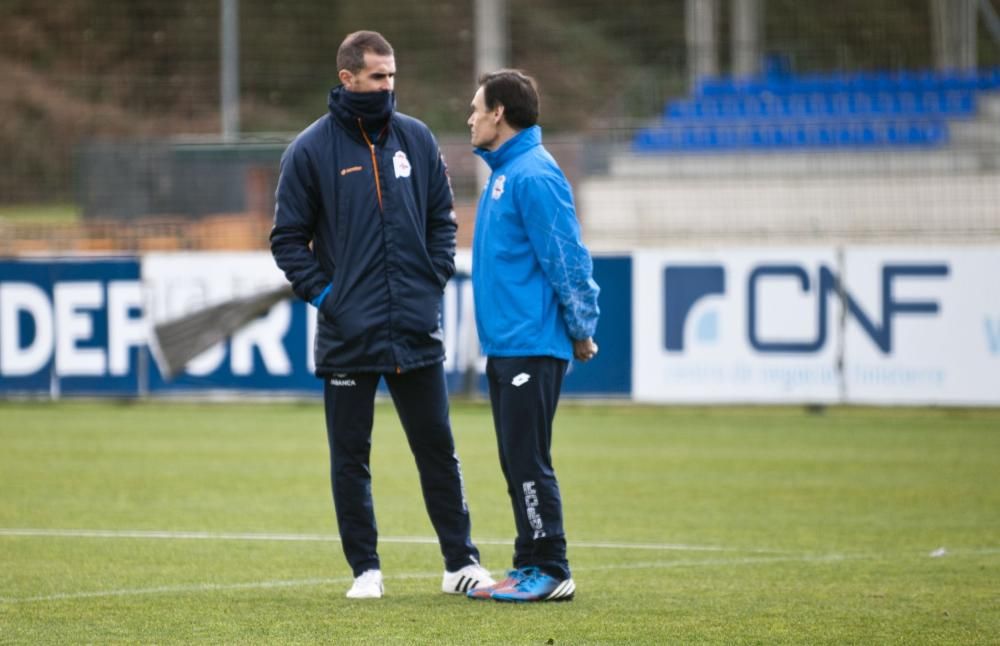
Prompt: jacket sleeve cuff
<box><xmin>310</xmin><ymin>283</ymin><xmax>332</xmax><ymax>308</ymax></box>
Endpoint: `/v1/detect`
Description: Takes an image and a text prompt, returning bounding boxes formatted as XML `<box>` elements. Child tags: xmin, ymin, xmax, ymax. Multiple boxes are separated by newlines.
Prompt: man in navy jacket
<box><xmin>270</xmin><ymin>30</ymin><xmax>493</xmax><ymax>599</ymax></box>
<box><xmin>465</xmin><ymin>69</ymin><xmax>600</xmax><ymax>603</ymax></box>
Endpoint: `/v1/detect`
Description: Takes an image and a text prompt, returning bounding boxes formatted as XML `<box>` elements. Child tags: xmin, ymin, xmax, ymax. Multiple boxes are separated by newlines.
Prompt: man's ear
<box><xmin>338</xmin><ymin>69</ymin><xmax>353</xmax><ymax>88</ymax></box>
<box><xmin>494</xmin><ymin>104</ymin><xmax>505</xmax><ymax>125</ymax></box>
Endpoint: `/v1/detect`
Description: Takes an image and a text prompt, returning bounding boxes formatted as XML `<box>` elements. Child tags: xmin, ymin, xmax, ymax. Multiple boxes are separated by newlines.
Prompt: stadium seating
<box><xmin>633</xmin><ymin>67</ymin><xmax>1000</xmax><ymax>152</ymax></box>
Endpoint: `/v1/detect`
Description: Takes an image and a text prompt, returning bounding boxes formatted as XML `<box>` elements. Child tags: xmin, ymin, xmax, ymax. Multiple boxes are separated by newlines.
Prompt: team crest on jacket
<box><xmin>393</xmin><ymin>150</ymin><xmax>411</xmax><ymax>178</ymax></box>
<box><xmin>491</xmin><ymin>174</ymin><xmax>506</xmax><ymax>200</ymax></box>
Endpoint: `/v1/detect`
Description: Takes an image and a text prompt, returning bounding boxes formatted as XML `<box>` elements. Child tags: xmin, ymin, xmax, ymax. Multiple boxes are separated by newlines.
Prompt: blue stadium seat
<box><xmin>636</xmin><ymin>66</ymin><xmax>992</xmax><ymax>153</ymax></box>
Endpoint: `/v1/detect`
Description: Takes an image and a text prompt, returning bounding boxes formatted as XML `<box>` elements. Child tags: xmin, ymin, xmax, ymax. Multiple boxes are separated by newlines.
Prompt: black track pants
<box><xmin>486</xmin><ymin>355</ymin><xmax>571</xmax><ymax>580</ymax></box>
<box><xmin>322</xmin><ymin>362</ymin><xmax>479</xmax><ymax>576</ymax></box>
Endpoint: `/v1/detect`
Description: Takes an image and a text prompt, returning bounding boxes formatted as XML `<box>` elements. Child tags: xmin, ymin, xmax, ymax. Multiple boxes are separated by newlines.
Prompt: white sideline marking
<box><xmin>4</xmin><ymin>528</ymin><xmax>993</xmax><ymax>605</ymax></box>
<box><xmin>1</xmin><ymin>578</ymin><xmax>351</xmax><ymax>604</ymax></box>
<box><xmin>0</xmin><ymin>554</ymin><xmax>843</xmax><ymax>605</ymax></box>
<box><xmin>0</xmin><ymin>528</ymin><xmax>788</xmax><ymax>553</ymax></box>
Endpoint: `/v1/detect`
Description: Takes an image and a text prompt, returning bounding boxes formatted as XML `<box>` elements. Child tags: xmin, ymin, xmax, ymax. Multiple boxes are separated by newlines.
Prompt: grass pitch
<box><xmin>0</xmin><ymin>203</ymin><xmax>79</xmax><ymax>224</ymax></box>
<box><xmin>1</xmin><ymin>400</ymin><xmax>998</xmax><ymax>644</ymax></box>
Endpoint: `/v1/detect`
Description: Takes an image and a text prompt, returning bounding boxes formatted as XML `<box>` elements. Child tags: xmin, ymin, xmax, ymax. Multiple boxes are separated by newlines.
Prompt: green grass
<box><xmin>0</xmin><ymin>203</ymin><xmax>79</xmax><ymax>224</ymax></box>
<box><xmin>1</xmin><ymin>401</ymin><xmax>998</xmax><ymax>644</ymax></box>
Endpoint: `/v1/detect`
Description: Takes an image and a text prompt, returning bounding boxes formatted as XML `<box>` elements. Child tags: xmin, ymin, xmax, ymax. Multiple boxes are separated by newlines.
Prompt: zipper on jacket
<box><xmin>358</xmin><ymin>120</ymin><xmax>384</xmax><ymax>212</ymax></box>
<box><xmin>359</xmin><ymin>118</ymin><xmax>399</xmax><ymax>372</ymax></box>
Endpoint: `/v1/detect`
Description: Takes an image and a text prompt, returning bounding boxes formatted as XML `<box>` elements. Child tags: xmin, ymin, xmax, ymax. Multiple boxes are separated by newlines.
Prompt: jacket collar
<box><xmin>327</xmin><ymin>85</ymin><xmax>394</xmax><ymax>142</ymax></box>
<box><xmin>474</xmin><ymin>125</ymin><xmax>542</xmax><ymax>171</ymax></box>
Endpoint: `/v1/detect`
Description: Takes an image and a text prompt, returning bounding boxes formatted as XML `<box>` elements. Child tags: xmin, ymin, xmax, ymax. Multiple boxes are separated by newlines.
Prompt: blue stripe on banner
<box><xmin>562</xmin><ymin>256</ymin><xmax>632</xmax><ymax>396</ymax></box>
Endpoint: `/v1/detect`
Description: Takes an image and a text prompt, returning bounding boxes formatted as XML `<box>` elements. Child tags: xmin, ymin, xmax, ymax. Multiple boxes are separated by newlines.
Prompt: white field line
<box><xmin>2</xmin><ymin>528</ymin><xmax>994</xmax><ymax>605</ymax></box>
<box><xmin>0</xmin><ymin>527</ymin><xmax>790</xmax><ymax>554</ymax></box>
<box><xmin>0</xmin><ymin>554</ymin><xmax>849</xmax><ymax>605</ymax></box>
<box><xmin>1</xmin><ymin>578</ymin><xmax>352</xmax><ymax>604</ymax></box>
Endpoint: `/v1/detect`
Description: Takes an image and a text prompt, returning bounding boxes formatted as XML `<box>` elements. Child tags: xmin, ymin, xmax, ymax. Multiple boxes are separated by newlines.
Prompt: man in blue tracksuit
<box><xmin>269</xmin><ymin>30</ymin><xmax>493</xmax><ymax>599</ymax></box>
<box><xmin>464</xmin><ymin>69</ymin><xmax>601</xmax><ymax>602</ymax></box>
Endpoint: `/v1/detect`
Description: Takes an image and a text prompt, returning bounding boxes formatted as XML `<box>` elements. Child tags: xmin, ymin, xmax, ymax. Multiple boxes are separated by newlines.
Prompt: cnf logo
<box><xmin>664</xmin><ymin>262</ymin><xmax>949</xmax><ymax>354</ymax></box>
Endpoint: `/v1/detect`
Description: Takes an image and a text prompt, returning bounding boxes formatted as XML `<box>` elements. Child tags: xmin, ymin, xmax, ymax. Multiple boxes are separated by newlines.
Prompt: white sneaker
<box><xmin>441</xmin><ymin>563</ymin><xmax>496</xmax><ymax>595</ymax></box>
<box><xmin>346</xmin><ymin>569</ymin><xmax>384</xmax><ymax>599</ymax></box>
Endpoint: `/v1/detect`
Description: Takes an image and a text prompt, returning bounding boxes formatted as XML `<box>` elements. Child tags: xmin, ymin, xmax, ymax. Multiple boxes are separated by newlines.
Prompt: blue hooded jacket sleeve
<box><xmin>515</xmin><ymin>170</ymin><xmax>600</xmax><ymax>340</ymax></box>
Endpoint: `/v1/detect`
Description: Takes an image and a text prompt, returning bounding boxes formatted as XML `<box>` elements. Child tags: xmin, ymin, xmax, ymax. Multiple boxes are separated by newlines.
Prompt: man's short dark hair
<box><xmin>337</xmin><ymin>31</ymin><xmax>394</xmax><ymax>74</ymax></box>
<box><xmin>478</xmin><ymin>69</ymin><xmax>539</xmax><ymax>130</ymax></box>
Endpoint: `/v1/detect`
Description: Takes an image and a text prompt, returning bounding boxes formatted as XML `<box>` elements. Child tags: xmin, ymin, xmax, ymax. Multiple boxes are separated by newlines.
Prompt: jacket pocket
<box><xmin>318</xmin><ymin>281</ymin><xmax>366</xmax><ymax>342</ymax></box>
<box><xmin>395</xmin><ymin>288</ymin><xmax>442</xmax><ymax>337</ymax></box>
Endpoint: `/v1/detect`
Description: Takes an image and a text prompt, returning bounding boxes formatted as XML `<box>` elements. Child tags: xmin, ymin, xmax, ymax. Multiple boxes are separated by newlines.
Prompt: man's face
<box><xmin>468</xmin><ymin>86</ymin><xmax>500</xmax><ymax>150</ymax></box>
<box><xmin>341</xmin><ymin>52</ymin><xmax>396</xmax><ymax>92</ymax></box>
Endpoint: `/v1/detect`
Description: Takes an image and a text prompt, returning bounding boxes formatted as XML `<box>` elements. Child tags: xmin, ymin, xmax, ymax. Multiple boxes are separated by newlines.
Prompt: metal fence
<box><xmin>1</xmin><ymin>0</ymin><xmax>999</xmax><ymax>252</ymax></box>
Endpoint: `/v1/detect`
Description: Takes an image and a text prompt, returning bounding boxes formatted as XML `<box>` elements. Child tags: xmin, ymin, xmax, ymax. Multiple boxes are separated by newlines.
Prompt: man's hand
<box><xmin>573</xmin><ymin>337</ymin><xmax>599</xmax><ymax>362</ymax></box>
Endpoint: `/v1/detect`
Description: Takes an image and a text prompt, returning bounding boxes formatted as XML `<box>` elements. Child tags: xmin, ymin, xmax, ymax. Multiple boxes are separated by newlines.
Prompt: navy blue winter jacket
<box><xmin>270</xmin><ymin>86</ymin><xmax>457</xmax><ymax>375</ymax></box>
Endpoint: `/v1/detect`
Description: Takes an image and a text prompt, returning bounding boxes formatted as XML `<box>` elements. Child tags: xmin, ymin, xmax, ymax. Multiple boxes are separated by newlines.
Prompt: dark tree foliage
<box><xmin>1</xmin><ymin>0</ymin><xmax>996</xmax><ymax>202</ymax></box>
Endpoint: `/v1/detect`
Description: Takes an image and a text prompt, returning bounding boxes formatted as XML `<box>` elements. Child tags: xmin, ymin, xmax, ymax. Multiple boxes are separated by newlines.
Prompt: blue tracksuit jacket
<box><xmin>472</xmin><ymin>126</ymin><xmax>600</xmax><ymax>360</ymax></box>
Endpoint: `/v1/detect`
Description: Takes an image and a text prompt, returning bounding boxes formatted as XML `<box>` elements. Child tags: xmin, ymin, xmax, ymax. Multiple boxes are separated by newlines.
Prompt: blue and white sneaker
<box><xmin>489</xmin><ymin>566</ymin><xmax>575</xmax><ymax>602</ymax></box>
<box><xmin>466</xmin><ymin>568</ymin><xmax>527</xmax><ymax>600</ymax></box>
